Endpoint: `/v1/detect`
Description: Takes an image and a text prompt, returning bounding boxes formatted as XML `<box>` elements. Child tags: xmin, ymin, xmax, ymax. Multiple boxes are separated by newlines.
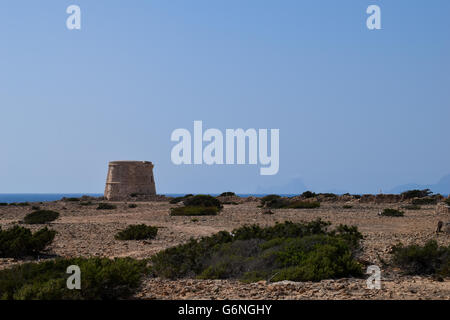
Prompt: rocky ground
<box><xmin>0</xmin><ymin>198</ymin><xmax>449</xmax><ymax>300</ymax></box>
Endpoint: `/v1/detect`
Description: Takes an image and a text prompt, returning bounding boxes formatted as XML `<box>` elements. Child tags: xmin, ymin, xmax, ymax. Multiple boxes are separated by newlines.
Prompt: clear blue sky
<box><xmin>1</xmin><ymin>0</ymin><xmax>449</xmax><ymax>194</ymax></box>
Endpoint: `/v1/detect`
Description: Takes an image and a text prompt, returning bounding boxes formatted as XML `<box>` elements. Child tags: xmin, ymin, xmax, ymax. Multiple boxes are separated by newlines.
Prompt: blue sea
<box><xmin>0</xmin><ymin>193</ymin><xmax>298</xmax><ymax>204</ymax></box>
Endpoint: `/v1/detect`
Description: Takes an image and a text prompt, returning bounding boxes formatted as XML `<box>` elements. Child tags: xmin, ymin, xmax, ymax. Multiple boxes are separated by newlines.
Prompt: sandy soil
<box><xmin>0</xmin><ymin>198</ymin><xmax>449</xmax><ymax>300</ymax></box>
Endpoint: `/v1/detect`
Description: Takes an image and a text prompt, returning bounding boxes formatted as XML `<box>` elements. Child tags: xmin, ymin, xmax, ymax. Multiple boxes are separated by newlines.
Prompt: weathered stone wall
<box><xmin>104</xmin><ymin>161</ymin><xmax>156</xmax><ymax>200</ymax></box>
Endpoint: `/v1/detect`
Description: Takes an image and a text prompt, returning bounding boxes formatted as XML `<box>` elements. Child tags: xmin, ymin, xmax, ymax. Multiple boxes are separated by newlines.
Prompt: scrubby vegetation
<box><xmin>411</xmin><ymin>198</ymin><xmax>437</xmax><ymax>205</ymax></box>
<box><xmin>183</xmin><ymin>195</ymin><xmax>222</xmax><ymax>209</ymax></box>
<box><xmin>170</xmin><ymin>195</ymin><xmax>222</xmax><ymax>216</ymax></box>
<box><xmin>0</xmin><ymin>226</ymin><xmax>56</xmax><ymax>258</ymax></box>
<box><xmin>151</xmin><ymin>220</ymin><xmax>363</xmax><ymax>282</ymax></box>
<box><xmin>63</xmin><ymin>197</ymin><xmax>80</xmax><ymax>202</ymax></box>
<box><xmin>260</xmin><ymin>195</ymin><xmax>320</xmax><ymax>209</ymax></box>
<box><xmin>80</xmin><ymin>201</ymin><xmax>93</xmax><ymax>206</ymax></box>
<box><xmin>391</xmin><ymin>240</ymin><xmax>450</xmax><ymax>277</ymax></box>
<box><xmin>170</xmin><ymin>206</ymin><xmax>219</xmax><ymax>216</ymax></box>
<box><xmin>115</xmin><ymin>224</ymin><xmax>158</xmax><ymax>240</ymax></box>
<box><xmin>96</xmin><ymin>203</ymin><xmax>117</xmax><ymax>210</ymax></box>
<box><xmin>445</xmin><ymin>198</ymin><xmax>450</xmax><ymax>206</ymax></box>
<box><xmin>220</xmin><ymin>192</ymin><xmax>236</xmax><ymax>197</ymax></box>
<box><xmin>169</xmin><ymin>194</ymin><xmax>193</xmax><ymax>204</ymax></box>
<box><xmin>260</xmin><ymin>195</ymin><xmax>288</xmax><ymax>208</ymax></box>
<box><xmin>401</xmin><ymin>189</ymin><xmax>432</xmax><ymax>199</ymax></box>
<box><xmin>0</xmin><ymin>203</ymin><xmax>8</xmax><ymax>206</ymax></box>
<box><xmin>343</xmin><ymin>205</ymin><xmax>353</xmax><ymax>209</ymax></box>
<box><xmin>0</xmin><ymin>257</ymin><xmax>149</xmax><ymax>300</ymax></box>
<box><xmin>288</xmin><ymin>201</ymin><xmax>320</xmax><ymax>209</ymax></box>
<box><xmin>380</xmin><ymin>209</ymin><xmax>404</xmax><ymax>217</ymax></box>
<box><xmin>17</xmin><ymin>202</ymin><xmax>30</xmax><ymax>206</ymax></box>
<box><xmin>128</xmin><ymin>204</ymin><xmax>138</xmax><ymax>208</ymax></box>
<box><xmin>301</xmin><ymin>191</ymin><xmax>316</xmax><ymax>198</ymax></box>
<box><xmin>23</xmin><ymin>210</ymin><xmax>59</xmax><ymax>224</ymax></box>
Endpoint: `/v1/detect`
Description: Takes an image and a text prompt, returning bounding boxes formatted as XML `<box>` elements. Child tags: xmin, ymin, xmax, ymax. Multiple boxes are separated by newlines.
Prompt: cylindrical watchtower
<box><xmin>104</xmin><ymin>161</ymin><xmax>156</xmax><ymax>200</ymax></box>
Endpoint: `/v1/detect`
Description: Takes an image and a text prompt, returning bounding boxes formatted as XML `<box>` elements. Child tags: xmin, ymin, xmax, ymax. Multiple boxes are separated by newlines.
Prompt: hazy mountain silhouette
<box><xmin>389</xmin><ymin>174</ymin><xmax>450</xmax><ymax>195</ymax></box>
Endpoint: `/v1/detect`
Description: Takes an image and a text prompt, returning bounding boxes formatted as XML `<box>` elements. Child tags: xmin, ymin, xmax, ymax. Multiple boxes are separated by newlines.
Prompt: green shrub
<box><xmin>260</xmin><ymin>195</ymin><xmax>290</xmax><ymax>209</ymax></box>
<box><xmin>31</xmin><ymin>206</ymin><xmax>40</xmax><ymax>211</ymax></box>
<box><xmin>23</xmin><ymin>210</ymin><xmax>59</xmax><ymax>224</ymax></box>
<box><xmin>96</xmin><ymin>203</ymin><xmax>117</xmax><ymax>210</ymax></box>
<box><xmin>183</xmin><ymin>195</ymin><xmax>222</xmax><ymax>209</ymax></box>
<box><xmin>63</xmin><ymin>197</ymin><xmax>80</xmax><ymax>202</ymax></box>
<box><xmin>220</xmin><ymin>192</ymin><xmax>236</xmax><ymax>197</ymax></box>
<box><xmin>0</xmin><ymin>203</ymin><xmax>8</xmax><ymax>206</ymax></box>
<box><xmin>80</xmin><ymin>201</ymin><xmax>93</xmax><ymax>206</ymax></box>
<box><xmin>17</xmin><ymin>202</ymin><xmax>29</xmax><ymax>207</ymax></box>
<box><xmin>381</xmin><ymin>209</ymin><xmax>404</xmax><ymax>217</ymax></box>
<box><xmin>301</xmin><ymin>191</ymin><xmax>317</xmax><ymax>198</ymax></box>
<box><xmin>170</xmin><ymin>206</ymin><xmax>219</xmax><ymax>216</ymax></box>
<box><xmin>169</xmin><ymin>197</ymin><xmax>183</xmax><ymax>204</ymax></box>
<box><xmin>445</xmin><ymin>198</ymin><xmax>450</xmax><ymax>206</ymax></box>
<box><xmin>391</xmin><ymin>240</ymin><xmax>450</xmax><ymax>277</ymax></box>
<box><xmin>319</xmin><ymin>193</ymin><xmax>337</xmax><ymax>198</ymax></box>
<box><xmin>115</xmin><ymin>224</ymin><xmax>158</xmax><ymax>240</ymax></box>
<box><xmin>288</xmin><ymin>201</ymin><xmax>320</xmax><ymax>209</ymax></box>
<box><xmin>0</xmin><ymin>226</ymin><xmax>56</xmax><ymax>258</ymax></box>
<box><xmin>343</xmin><ymin>205</ymin><xmax>353</xmax><ymax>209</ymax></box>
<box><xmin>169</xmin><ymin>194</ymin><xmax>194</xmax><ymax>204</ymax></box>
<box><xmin>0</xmin><ymin>257</ymin><xmax>149</xmax><ymax>300</ymax></box>
<box><xmin>261</xmin><ymin>194</ymin><xmax>280</xmax><ymax>203</ymax></box>
<box><xmin>411</xmin><ymin>198</ymin><xmax>437</xmax><ymax>205</ymax></box>
<box><xmin>151</xmin><ymin>220</ymin><xmax>363</xmax><ymax>282</ymax></box>
<box><xmin>128</xmin><ymin>204</ymin><xmax>138</xmax><ymax>208</ymax></box>
<box><xmin>401</xmin><ymin>189</ymin><xmax>432</xmax><ymax>199</ymax></box>
<box><xmin>261</xmin><ymin>196</ymin><xmax>320</xmax><ymax>209</ymax></box>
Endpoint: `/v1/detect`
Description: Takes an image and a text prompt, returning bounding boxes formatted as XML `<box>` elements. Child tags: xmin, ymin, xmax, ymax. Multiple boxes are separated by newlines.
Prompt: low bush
<box><xmin>170</xmin><ymin>206</ymin><xmax>219</xmax><ymax>216</ymax></box>
<box><xmin>260</xmin><ymin>194</ymin><xmax>281</xmax><ymax>206</ymax></box>
<box><xmin>401</xmin><ymin>189</ymin><xmax>432</xmax><ymax>199</ymax></box>
<box><xmin>128</xmin><ymin>204</ymin><xmax>138</xmax><ymax>208</ymax></box>
<box><xmin>220</xmin><ymin>192</ymin><xmax>236</xmax><ymax>197</ymax></box>
<box><xmin>0</xmin><ymin>226</ymin><xmax>56</xmax><ymax>258</ymax></box>
<box><xmin>412</xmin><ymin>198</ymin><xmax>437</xmax><ymax>205</ymax></box>
<box><xmin>16</xmin><ymin>202</ymin><xmax>29</xmax><ymax>207</ymax></box>
<box><xmin>183</xmin><ymin>195</ymin><xmax>222</xmax><ymax>209</ymax></box>
<box><xmin>380</xmin><ymin>209</ymin><xmax>404</xmax><ymax>217</ymax></box>
<box><xmin>288</xmin><ymin>201</ymin><xmax>320</xmax><ymax>209</ymax></box>
<box><xmin>301</xmin><ymin>191</ymin><xmax>317</xmax><ymax>198</ymax></box>
<box><xmin>63</xmin><ymin>197</ymin><xmax>80</xmax><ymax>202</ymax></box>
<box><xmin>80</xmin><ymin>201</ymin><xmax>93</xmax><ymax>206</ymax></box>
<box><xmin>319</xmin><ymin>193</ymin><xmax>337</xmax><ymax>198</ymax></box>
<box><xmin>391</xmin><ymin>240</ymin><xmax>450</xmax><ymax>277</ymax></box>
<box><xmin>0</xmin><ymin>257</ymin><xmax>149</xmax><ymax>300</ymax></box>
<box><xmin>115</xmin><ymin>224</ymin><xmax>157</xmax><ymax>240</ymax></box>
<box><xmin>446</xmin><ymin>198</ymin><xmax>450</xmax><ymax>206</ymax></box>
<box><xmin>0</xmin><ymin>203</ymin><xmax>8</xmax><ymax>206</ymax></box>
<box><xmin>169</xmin><ymin>194</ymin><xmax>194</xmax><ymax>204</ymax></box>
<box><xmin>261</xmin><ymin>195</ymin><xmax>320</xmax><ymax>209</ymax></box>
<box><xmin>96</xmin><ymin>203</ymin><xmax>117</xmax><ymax>210</ymax></box>
<box><xmin>23</xmin><ymin>210</ymin><xmax>59</xmax><ymax>224</ymax></box>
<box><xmin>151</xmin><ymin>220</ymin><xmax>363</xmax><ymax>282</ymax></box>
<box><xmin>31</xmin><ymin>206</ymin><xmax>40</xmax><ymax>211</ymax></box>
<box><xmin>343</xmin><ymin>205</ymin><xmax>353</xmax><ymax>209</ymax></box>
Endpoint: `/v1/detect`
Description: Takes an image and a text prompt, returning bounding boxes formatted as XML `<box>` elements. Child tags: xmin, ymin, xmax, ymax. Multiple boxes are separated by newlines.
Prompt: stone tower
<box><xmin>104</xmin><ymin>161</ymin><xmax>156</xmax><ymax>200</ymax></box>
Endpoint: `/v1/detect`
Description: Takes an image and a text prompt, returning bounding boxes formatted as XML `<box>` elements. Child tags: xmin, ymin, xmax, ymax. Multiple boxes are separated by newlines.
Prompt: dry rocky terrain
<box><xmin>0</xmin><ymin>197</ymin><xmax>449</xmax><ymax>300</ymax></box>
